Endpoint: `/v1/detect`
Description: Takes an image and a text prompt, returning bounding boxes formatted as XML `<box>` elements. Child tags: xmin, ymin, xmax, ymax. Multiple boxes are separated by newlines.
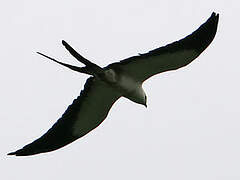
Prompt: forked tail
<box><xmin>37</xmin><ymin>40</ymin><xmax>104</xmax><ymax>76</ymax></box>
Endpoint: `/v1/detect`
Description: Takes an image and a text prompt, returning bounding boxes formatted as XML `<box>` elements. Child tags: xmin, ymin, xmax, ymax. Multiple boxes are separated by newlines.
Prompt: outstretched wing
<box><xmin>8</xmin><ymin>77</ymin><xmax>121</xmax><ymax>156</ymax></box>
<box><xmin>108</xmin><ymin>12</ymin><xmax>219</xmax><ymax>82</ymax></box>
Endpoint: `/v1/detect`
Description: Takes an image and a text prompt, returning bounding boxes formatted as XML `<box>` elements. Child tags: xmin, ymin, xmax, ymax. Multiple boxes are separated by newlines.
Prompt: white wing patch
<box><xmin>121</xmin><ymin>49</ymin><xmax>199</xmax><ymax>82</ymax></box>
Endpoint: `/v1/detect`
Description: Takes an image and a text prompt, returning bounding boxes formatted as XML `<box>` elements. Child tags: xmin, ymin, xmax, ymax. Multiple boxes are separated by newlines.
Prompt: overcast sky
<box><xmin>1</xmin><ymin>0</ymin><xmax>239</xmax><ymax>179</ymax></box>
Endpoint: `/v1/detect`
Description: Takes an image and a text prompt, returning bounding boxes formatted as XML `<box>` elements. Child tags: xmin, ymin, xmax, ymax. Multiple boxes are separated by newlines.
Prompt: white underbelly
<box><xmin>103</xmin><ymin>68</ymin><xmax>145</xmax><ymax>105</ymax></box>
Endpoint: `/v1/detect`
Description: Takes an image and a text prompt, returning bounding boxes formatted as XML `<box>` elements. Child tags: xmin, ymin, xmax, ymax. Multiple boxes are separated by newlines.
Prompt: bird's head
<box><xmin>138</xmin><ymin>88</ymin><xmax>147</xmax><ymax>108</ymax></box>
<box><xmin>132</xmin><ymin>89</ymin><xmax>147</xmax><ymax>108</ymax></box>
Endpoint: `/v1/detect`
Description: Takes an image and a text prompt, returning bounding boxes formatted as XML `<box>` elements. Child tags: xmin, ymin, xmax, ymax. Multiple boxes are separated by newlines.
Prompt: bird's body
<box><xmin>8</xmin><ymin>12</ymin><xmax>219</xmax><ymax>156</ymax></box>
<box><xmin>102</xmin><ymin>67</ymin><xmax>146</xmax><ymax>105</ymax></box>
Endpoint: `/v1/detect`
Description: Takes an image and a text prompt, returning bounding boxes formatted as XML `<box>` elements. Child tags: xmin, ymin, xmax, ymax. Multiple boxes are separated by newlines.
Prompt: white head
<box><xmin>126</xmin><ymin>87</ymin><xmax>147</xmax><ymax>108</ymax></box>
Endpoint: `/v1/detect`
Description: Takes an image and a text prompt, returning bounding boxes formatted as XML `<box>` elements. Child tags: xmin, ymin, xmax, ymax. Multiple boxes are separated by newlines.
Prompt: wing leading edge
<box><xmin>8</xmin><ymin>78</ymin><xmax>120</xmax><ymax>156</ymax></box>
<box><xmin>108</xmin><ymin>12</ymin><xmax>219</xmax><ymax>82</ymax></box>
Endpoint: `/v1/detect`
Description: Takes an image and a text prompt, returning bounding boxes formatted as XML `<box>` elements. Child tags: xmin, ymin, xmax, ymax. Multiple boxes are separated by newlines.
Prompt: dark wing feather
<box><xmin>108</xmin><ymin>12</ymin><xmax>219</xmax><ymax>82</ymax></box>
<box><xmin>8</xmin><ymin>77</ymin><xmax>120</xmax><ymax>156</ymax></box>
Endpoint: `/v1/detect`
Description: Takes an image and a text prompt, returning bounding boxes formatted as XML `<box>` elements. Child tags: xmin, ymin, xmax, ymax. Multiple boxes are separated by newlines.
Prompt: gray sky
<box><xmin>1</xmin><ymin>0</ymin><xmax>239</xmax><ymax>179</ymax></box>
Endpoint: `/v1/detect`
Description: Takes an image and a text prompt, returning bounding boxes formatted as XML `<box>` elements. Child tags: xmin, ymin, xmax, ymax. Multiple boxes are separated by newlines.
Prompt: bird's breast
<box><xmin>102</xmin><ymin>68</ymin><xmax>145</xmax><ymax>104</ymax></box>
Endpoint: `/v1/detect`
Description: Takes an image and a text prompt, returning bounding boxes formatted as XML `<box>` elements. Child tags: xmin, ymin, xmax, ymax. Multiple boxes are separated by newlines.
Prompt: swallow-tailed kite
<box><xmin>8</xmin><ymin>12</ymin><xmax>219</xmax><ymax>156</ymax></box>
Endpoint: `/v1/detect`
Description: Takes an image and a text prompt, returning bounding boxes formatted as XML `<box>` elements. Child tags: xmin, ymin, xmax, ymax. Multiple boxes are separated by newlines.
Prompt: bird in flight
<box><xmin>8</xmin><ymin>12</ymin><xmax>219</xmax><ymax>156</ymax></box>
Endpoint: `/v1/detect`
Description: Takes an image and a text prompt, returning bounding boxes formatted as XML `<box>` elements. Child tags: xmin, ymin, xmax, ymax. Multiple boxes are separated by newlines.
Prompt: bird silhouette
<box><xmin>8</xmin><ymin>12</ymin><xmax>219</xmax><ymax>156</ymax></box>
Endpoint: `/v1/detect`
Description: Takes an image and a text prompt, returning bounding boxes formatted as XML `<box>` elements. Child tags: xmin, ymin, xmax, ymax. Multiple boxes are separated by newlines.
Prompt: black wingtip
<box><xmin>212</xmin><ymin>12</ymin><xmax>219</xmax><ymax>17</ymax></box>
<box><xmin>7</xmin><ymin>147</ymin><xmax>43</xmax><ymax>156</ymax></box>
<box><xmin>178</xmin><ymin>11</ymin><xmax>219</xmax><ymax>53</ymax></box>
<box><xmin>7</xmin><ymin>150</ymin><xmax>28</xmax><ymax>156</ymax></box>
<box><xmin>211</xmin><ymin>12</ymin><xmax>219</xmax><ymax>22</ymax></box>
<box><xmin>7</xmin><ymin>149</ymin><xmax>28</xmax><ymax>156</ymax></box>
<box><xmin>141</xmin><ymin>12</ymin><xmax>219</xmax><ymax>58</ymax></box>
<box><xmin>197</xmin><ymin>11</ymin><xmax>219</xmax><ymax>51</ymax></box>
<box><xmin>7</xmin><ymin>151</ymin><xmax>16</xmax><ymax>156</ymax></box>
